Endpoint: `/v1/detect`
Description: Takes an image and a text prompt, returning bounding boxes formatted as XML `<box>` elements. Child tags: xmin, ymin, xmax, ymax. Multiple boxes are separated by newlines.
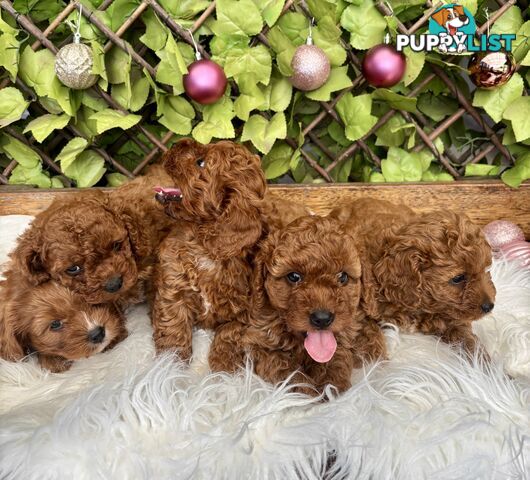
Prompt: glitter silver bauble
<box><xmin>290</xmin><ymin>42</ymin><xmax>330</xmax><ymax>91</ymax></box>
<box><xmin>55</xmin><ymin>42</ymin><xmax>97</xmax><ymax>90</ymax></box>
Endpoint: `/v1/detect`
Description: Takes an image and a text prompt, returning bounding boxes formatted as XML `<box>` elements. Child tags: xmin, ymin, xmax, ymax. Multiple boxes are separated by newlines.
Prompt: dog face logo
<box><xmin>428</xmin><ymin>4</ymin><xmax>476</xmax><ymax>53</ymax></box>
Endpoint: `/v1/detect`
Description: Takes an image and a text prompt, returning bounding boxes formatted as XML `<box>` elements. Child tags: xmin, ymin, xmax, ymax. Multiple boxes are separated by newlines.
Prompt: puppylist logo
<box><xmin>396</xmin><ymin>4</ymin><xmax>515</xmax><ymax>54</ymax></box>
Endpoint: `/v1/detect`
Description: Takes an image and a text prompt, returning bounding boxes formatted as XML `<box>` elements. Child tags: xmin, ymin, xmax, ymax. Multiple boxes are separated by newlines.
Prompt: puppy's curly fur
<box><xmin>0</xmin><ymin>273</ymin><xmax>127</xmax><ymax>373</ymax></box>
<box><xmin>330</xmin><ymin>198</ymin><xmax>496</xmax><ymax>351</ymax></box>
<box><xmin>151</xmin><ymin>139</ymin><xmax>268</xmax><ymax>359</ymax></box>
<box><xmin>9</xmin><ymin>165</ymin><xmax>173</xmax><ymax>306</ymax></box>
<box><xmin>209</xmin><ymin>215</ymin><xmax>386</xmax><ymax>396</ymax></box>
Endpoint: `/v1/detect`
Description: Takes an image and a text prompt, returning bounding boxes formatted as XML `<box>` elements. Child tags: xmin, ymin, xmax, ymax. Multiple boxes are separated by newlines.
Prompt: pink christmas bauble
<box><xmin>362</xmin><ymin>44</ymin><xmax>406</xmax><ymax>88</ymax></box>
<box><xmin>183</xmin><ymin>59</ymin><xmax>227</xmax><ymax>104</ymax></box>
<box><xmin>290</xmin><ymin>44</ymin><xmax>331</xmax><ymax>91</ymax></box>
<box><xmin>483</xmin><ymin>220</ymin><xmax>525</xmax><ymax>250</ymax></box>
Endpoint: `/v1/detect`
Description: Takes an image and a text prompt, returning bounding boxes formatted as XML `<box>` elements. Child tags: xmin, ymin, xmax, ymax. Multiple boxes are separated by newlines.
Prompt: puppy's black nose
<box><xmin>459</xmin><ymin>15</ymin><xmax>468</xmax><ymax>21</ymax></box>
<box><xmin>481</xmin><ymin>302</ymin><xmax>494</xmax><ymax>313</ymax></box>
<box><xmin>309</xmin><ymin>310</ymin><xmax>335</xmax><ymax>329</ymax></box>
<box><xmin>88</xmin><ymin>326</ymin><xmax>105</xmax><ymax>344</ymax></box>
<box><xmin>104</xmin><ymin>276</ymin><xmax>123</xmax><ymax>293</ymax></box>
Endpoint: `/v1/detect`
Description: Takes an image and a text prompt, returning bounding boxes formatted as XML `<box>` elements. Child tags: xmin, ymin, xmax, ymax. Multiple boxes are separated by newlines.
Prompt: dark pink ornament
<box><xmin>183</xmin><ymin>58</ymin><xmax>227</xmax><ymax>105</ymax></box>
<box><xmin>483</xmin><ymin>220</ymin><xmax>530</xmax><ymax>268</ymax></box>
<box><xmin>362</xmin><ymin>44</ymin><xmax>406</xmax><ymax>88</ymax></box>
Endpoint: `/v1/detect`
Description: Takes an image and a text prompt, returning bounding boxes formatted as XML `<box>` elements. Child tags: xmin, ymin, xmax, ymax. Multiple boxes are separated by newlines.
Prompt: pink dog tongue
<box><xmin>304</xmin><ymin>331</ymin><xmax>337</xmax><ymax>363</ymax></box>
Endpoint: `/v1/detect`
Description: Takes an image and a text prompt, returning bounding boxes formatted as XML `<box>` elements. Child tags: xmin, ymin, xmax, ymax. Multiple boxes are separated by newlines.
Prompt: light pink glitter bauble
<box><xmin>484</xmin><ymin>220</ymin><xmax>530</xmax><ymax>267</ymax></box>
<box><xmin>290</xmin><ymin>44</ymin><xmax>331</xmax><ymax>91</ymax></box>
<box><xmin>483</xmin><ymin>220</ymin><xmax>525</xmax><ymax>250</ymax></box>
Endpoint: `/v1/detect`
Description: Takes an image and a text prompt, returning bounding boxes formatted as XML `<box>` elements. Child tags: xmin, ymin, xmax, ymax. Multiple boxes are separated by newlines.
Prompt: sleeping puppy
<box><xmin>151</xmin><ymin>139</ymin><xmax>267</xmax><ymax>359</ymax></box>
<box><xmin>330</xmin><ymin>198</ymin><xmax>495</xmax><ymax>352</ymax></box>
<box><xmin>9</xmin><ymin>165</ymin><xmax>174</xmax><ymax>306</ymax></box>
<box><xmin>0</xmin><ymin>274</ymin><xmax>127</xmax><ymax>373</ymax></box>
<box><xmin>209</xmin><ymin>215</ymin><xmax>386</xmax><ymax>396</ymax></box>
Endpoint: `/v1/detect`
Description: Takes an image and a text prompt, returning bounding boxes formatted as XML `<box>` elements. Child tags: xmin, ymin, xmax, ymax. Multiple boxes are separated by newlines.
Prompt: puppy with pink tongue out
<box><xmin>209</xmin><ymin>216</ymin><xmax>387</xmax><ymax>396</ymax></box>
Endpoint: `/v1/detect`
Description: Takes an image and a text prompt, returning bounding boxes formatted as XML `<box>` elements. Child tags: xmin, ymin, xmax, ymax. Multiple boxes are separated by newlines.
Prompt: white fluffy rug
<box><xmin>0</xmin><ymin>215</ymin><xmax>529</xmax><ymax>480</ymax></box>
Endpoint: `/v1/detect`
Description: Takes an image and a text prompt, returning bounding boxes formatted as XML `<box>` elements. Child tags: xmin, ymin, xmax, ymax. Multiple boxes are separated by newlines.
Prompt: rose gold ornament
<box><xmin>290</xmin><ymin>20</ymin><xmax>330</xmax><ymax>91</ymax></box>
<box><xmin>484</xmin><ymin>220</ymin><xmax>530</xmax><ymax>267</ymax></box>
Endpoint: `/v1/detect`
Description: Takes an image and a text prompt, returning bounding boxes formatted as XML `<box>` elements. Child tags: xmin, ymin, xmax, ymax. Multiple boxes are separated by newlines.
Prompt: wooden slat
<box><xmin>0</xmin><ymin>181</ymin><xmax>529</xmax><ymax>235</ymax></box>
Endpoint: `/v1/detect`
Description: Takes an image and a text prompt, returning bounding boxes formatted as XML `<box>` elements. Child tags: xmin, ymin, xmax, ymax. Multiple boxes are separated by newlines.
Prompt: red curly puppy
<box><xmin>330</xmin><ymin>198</ymin><xmax>496</xmax><ymax>351</ymax></box>
<box><xmin>9</xmin><ymin>165</ymin><xmax>173</xmax><ymax>306</ymax></box>
<box><xmin>209</xmin><ymin>215</ymin><xmax>386</xmax><ymax>395</ymax></box>
<box><xmin>0</xmin><ymin>273</ymin><xmax>127</xmax><ymax>373</ymax></box>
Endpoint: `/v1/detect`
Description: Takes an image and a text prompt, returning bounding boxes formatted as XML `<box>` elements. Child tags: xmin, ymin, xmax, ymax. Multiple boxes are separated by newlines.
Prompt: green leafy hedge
<box><xmin>0</xmin><ymin>0</ymin><xmax>529</xmax><ymax>188</ymax></box>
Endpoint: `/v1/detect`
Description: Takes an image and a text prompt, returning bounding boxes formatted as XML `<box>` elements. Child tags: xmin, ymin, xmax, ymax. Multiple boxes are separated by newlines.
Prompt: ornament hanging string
<box><xmin>65</xmin><ymin>4</ymin><xmax>82</xmax><ymax>44</ymax></box>
<box><xmin>307</xmin><ymin>17</ymin><xmax>314</xmax><ymax>45</ymax></box>
<box><xmin>187</xmin><ymin>29</ymin><xmax>201</xmax><ymax>60</ymax></box>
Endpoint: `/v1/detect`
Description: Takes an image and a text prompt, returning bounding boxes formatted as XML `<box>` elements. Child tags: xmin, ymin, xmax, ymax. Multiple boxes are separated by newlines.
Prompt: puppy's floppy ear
<box><xmin>0</xmin><ymin>294</ymin><xmax>25</xmax><ymax>361</ymax></box>
<box><xmin>373</xmin><ymin>224</ymin><xmax>431</xmax><ymax>310</ymax></box>
<box><xmin>251</xmin><ymin>230</ymin><xmax>280</xmax><ymax>311</ymax></box>
<box><xmin>356</xmin><ymin>244</ymin><xmax>380</xmax><ymax>319</ymax></box>
<box><xmin>454</xmin><ymin>5</ymin><xmax>465</xmax><ymax>16</ymax></box>
<box><xmin>119</xmin><ymin>210</ymin><xmax>152</xmax><ymax>260</ymax></box>
<box><xmin>10</xmin><ymin>226</ymin><xmax>49</xmax><ymax>285</ymax></box>
<box><xmin>200</xmin><ymin>144</ymin><xmax>267</xmax><ymax>259</ymax></box>
<box><xmin>162</xmin><ymin>137</ymin><xmax>203</xmax><ymax>172</ymax></box>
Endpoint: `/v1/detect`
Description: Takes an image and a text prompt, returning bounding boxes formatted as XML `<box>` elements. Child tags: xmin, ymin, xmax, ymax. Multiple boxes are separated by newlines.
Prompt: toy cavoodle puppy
<box><xmin>9</xmin><ymin>165</ymin><xmax>173</xmax><ymax>306</ymax></box>
<box><xmin>209</xmin><ymin>215</ymin><xmax>387</xmax><ymax>395</ymax></box>
<box><xmin>151</xmin><ymin>139</ymin><xmax>267</xmax><ymax>359</ymax></box>
<box><xmin>330</xmin><ymin>198</ymin><xmax>496</xmax><ymax>351</ymax></box>
<box><xmin>0</xmin><ymin>275</ymin><xmax>127</xmax><ymax>373</ymax></box>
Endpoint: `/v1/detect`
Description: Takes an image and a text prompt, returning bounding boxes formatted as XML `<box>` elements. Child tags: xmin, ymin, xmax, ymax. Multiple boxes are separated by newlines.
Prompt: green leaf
<box><xmin>312</xmin><ymin>16</ymin><xmax>347</xmax><ymax>67</ymax></box>
<box><xmin>0</xmin><ymin>87</ymin><xmax>28</xmax><ymax>127</ymax></box>
<box><xmin>89</xmin><ymin>109</ymin><xmax>141</xmax><ymax>134</ymax></box>
<box><xmin>382</xmin><ymin>147</ymin><xmax>423</xmax><ymax>182</ymax></box>
<box><xmin>501</xmin><ymin>153</ymin><xmax>530</xmax><ymax>188</ymax></box>
<box><xmin>13</xmin><ymin>0</ymin><xmax>63</xmax><ymax>23</ymax></box>
<box><xmin>372</xmin><ymin>89</ymin><xmax>417</xmax><ymax>112</ymax></box>
<box><xmin>268</xmin><ymin>71</ymin><xmax>292</xmax><ymax>112</ymax></box>
<box><xmin>158</xmin><ymin>95</ymin><xmax>195</xmax><ymax>135</ymax></box>
<box><xmin>305</xmin><ymin>66</ymin><xmax>352</xmax><ymax>102</ymax></box>
<box><xmin>155</xmin><ymin>34</ymin><xmax>189</xmax><ymax>93</ymax></box>
<box><xmin>23</xmin><ymin>113</ymin><xmax>70</xmax><ymax>142</ymax></box>
<box><xmin>502</xmin><ymin>97</ymin><xmax>530</xmax><ymax>142</ymax></box>
<box><xmin>212</xmin><ymin>0</ymin><xmax>263</xmax><ymax>36</ymax></box>
<box><xmin>139</xmin><ymin>9</ymin><xmax>167</xmax><ymax>51</ymax></box>
<box><xmin>51</xmin><ymin>177</ymin><xmax>65</xmax><ymax>188</ymax></box>
<box><xmin>403</xmin><ymin>48</ymin><xmax>424</xmax><ymax>86</ymax></box>
<box><xmin>0</xmin><ymin>10</ymin><xmax>17</xmax><ymax>35</ymax></box>
<box><xmin>491</xmin><ymin>6</ymin><xmax>523</xmax><ymax>36</ymax></box>
<box><xmin>65</xmin><ymin>150</ymin><xmax>107</xmax><ymax>188</ymax></box>
<box><xmin>421</xmin><ymin>165</ymin><xmax>454</xmax><ymax>182</ymax></box>
<box><xmin>261</xmin><ymin>142</ymin><xmax>293</xmax><ymax>179</ymax></box>
<box><xmin>417</xmin><ymin>93</ymin><xmax>459</xmax><ymax>121</ymax></box>
<box><xmin>56</xmin><ymin>137</ymin><xmax>89</xmax><ymax>173</ymax></box>
<box><xmin>105</xmin><ymin>0</ymin><xmax>139</xmax><ymax>32</ymax></box>
<box><xmin>375</xmin><ymin>114</ymin><xmax>407</xmax><ymax>147</ymax></box>
<box><xmin>276</xmin><ymin>12</ymin><xmax>307</xmax><ymax>44</ymax></box>
<box><xmin>106</xmin><ymin>172</ymin><xmax>128</xmax><ymax>187</ymax></box>
<box><xmin>91</xmin><ymin>41</ymin><xmax>108</xmax><ymax>83</ymax></box>
<box><xmin>234</xmin><ymin>78</ymin><xmax>267</xmax><ymax>121</ymax></box>
<box><xmin>0</xmin><ymin>32</ymin><xmax>19</xmax><ymax>81</ymax></box>
<box><xmin>512</xmin><ymin>21</ymin><xmax>530</xmax><ymax>63</ymax></box>
<box><xmin>0</xmin><ymin>134</ymin><xmax>40</xmax><ymax>168</ymax></box>
<box><xmin>192</xmin><ymin>96</ymin><xmax>235</xmax><ymax>144</ymax></box>
<box><xmin>473</xmin><ymin>73</ymin><xmax>523</xmax><ymax>123</ymax></box>
<box><xmin>9</xmin><ymin>163</ymin><xmax>51</xmax><ymax>188</ymax></box>
<box><xmin>251</xmin><ymin>0</ymin><xmax>283</xmax><ymax>27</ymax></box>
<box><xmin>220</xmin><ymin>44</ymin><xmax>272</xmax><ymax>86</ymax></box>
<box><xmin>266</xmin><ymin>26</ymin><xmax>296</xmax><ymax>76</ymax></box>
<box><xmin>106</xmin><ymin>47</ymin><xmax>131</xmax><ymax>84</ymax></box>
<box><xmin>328</xmin><ymin>121</ymin><xmax>350</xmax><ymax>147</ymax></box>
<box><xmin>341</xmin><ymin>0</ymin><xmax>386</xmax><ymax>50</ymax></box>
<box><xmin>112</xmin><ymin>74</ymin><xmax>150</xmax><ymax>112</ymax></box>
<box><xmin>159</xmin><ymin>0</ymin><xmax>210</xmax><ymax>19</ymax></box>
<box><xmin>241</xmin><ymin>112</ymin><xmax>287</xmax><ymax>154</ymax></box>
<box><xmin>336</xmin><ymin>93</ymin><xmax>377</xmax><ymax>141</ymax></box>
<box><xmin>464</xmin><ymin>164</ymin><xmax>500</xmax><ymax>177</ymax></box>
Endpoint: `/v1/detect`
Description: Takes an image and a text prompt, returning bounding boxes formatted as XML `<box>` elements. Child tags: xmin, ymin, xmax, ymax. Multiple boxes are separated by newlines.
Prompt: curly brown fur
<box><xmin>9</xmin><ymin>165</ymin><xmax>173</xmax><ymax>306</ymax></box>
<box><xmin>0</xmin><ymin>271</ymin><xmax>127</xmax><ymax>373</ymax></box>
<box><xmin>330</xmin><ymin>198</ymin><xmax>496</xmax><ymax>351</ymax></box>
<box><xmin>209</xmin><ymin>215</ymin><xmax>387</xmax><ymax>396</ymax></box>
<box><xmin>151</xmin><ymin>139</ymin><xmax>268</xmax><ymax>359</ymax></box>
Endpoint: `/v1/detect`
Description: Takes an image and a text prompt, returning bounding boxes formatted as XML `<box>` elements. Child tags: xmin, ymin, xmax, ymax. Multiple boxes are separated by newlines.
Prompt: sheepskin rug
<box><xmin>0</xmin><ymin>215</ymin><xmax>529</xmax><ymax>480</ymax></box>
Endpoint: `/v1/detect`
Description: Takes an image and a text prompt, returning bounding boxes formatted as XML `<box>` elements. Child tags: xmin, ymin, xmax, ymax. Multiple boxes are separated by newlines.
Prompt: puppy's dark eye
<box><xmin>50</xmin><ymin>320</ymin><xmax>63</xmax><ymax>331</ymax></box>
<box><xmin>66</xmin><ymin>265</ymin><xmax>82</xmax><ymax>276</ymax></box>
<box><xmin>450</xmin><ymin>274</ymin><xmax>467</xmax><ymax>285</ymax></box>
<box><xmin>338</xmin><ymin>272</ymin><xmax>349</xmax><ymax>285</ymax></box>
<box><xmin>196</xmin><ymin>158</ymin><xmax>205</xmax><ymax>168</ymax></box>
<box><xmin>286</xmin><ymin>272</ymin><xmax>303</xmax><ymax>284</ymax></box>
<box><xmin>113</xmin><ymin>241</ymin><xmax>122</xmax><ymax>252</ymax></box>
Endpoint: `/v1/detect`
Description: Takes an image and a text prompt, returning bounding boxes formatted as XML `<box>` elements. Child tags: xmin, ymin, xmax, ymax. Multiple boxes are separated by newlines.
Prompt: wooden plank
<box><xmin>1</xmin><ymin>181</ymin><xmax>529</xmax><ymax>235</ymax></box>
